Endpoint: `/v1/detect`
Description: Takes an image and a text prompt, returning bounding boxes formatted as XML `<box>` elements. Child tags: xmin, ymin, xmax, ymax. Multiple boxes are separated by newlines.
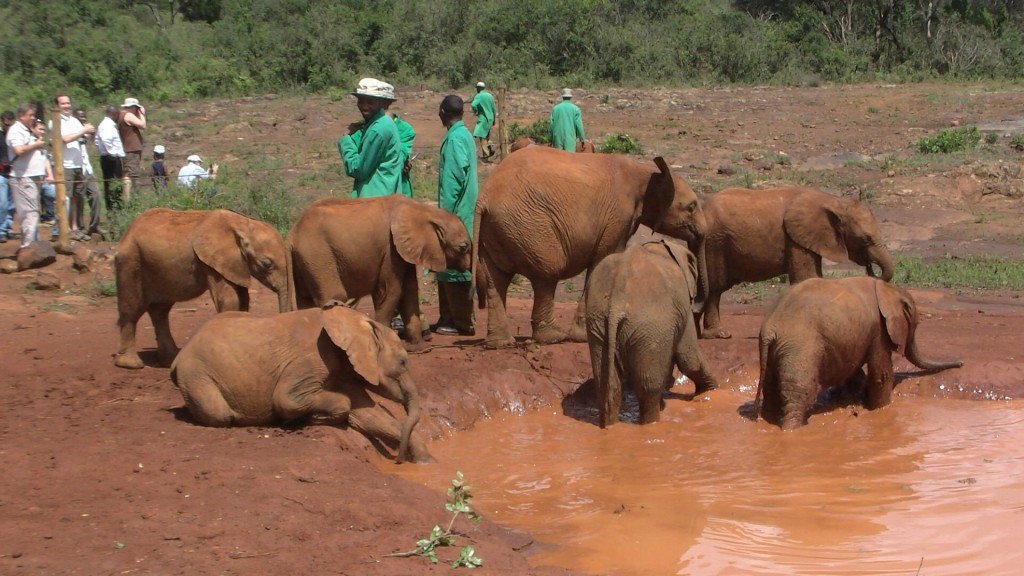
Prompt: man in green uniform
<box><xmin>431</xmin><ymin>95</ymin><xmax>478</xmax><ymax>336</ymax></box>
<box><xmin>338</xmin><ymin>78</ymin><xmax>403</xmax><ymax>197</ymax></box>
<box><xmin>470</xmin><ymin>81</ymin><xmax>496</xmax><ymax>161</ymax></box>
<box><xmin>549</xmin><ymin>88</ymin><xmax>585</xmax><ymax>152</ymax></box>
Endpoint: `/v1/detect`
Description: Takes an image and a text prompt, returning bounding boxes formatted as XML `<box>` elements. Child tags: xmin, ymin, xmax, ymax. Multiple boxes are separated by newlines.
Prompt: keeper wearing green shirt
<box><xmin>431</xmin><ymin>94</ymin><xmax>478</xmax><ymax>337</ymax></box>
<box><xmin>470</xmin><ymin>81</ymin><xmax>496</xmax><ymax>160</ymax></box>
<box><xmin>549</xmin><ymin>87</ymin><xmax>585</xmax><ymax>152</ymax></box>
<box><xmin>338</xmin><ymin>78</ymin><xmax>403</xmax><ymax>197</ymax></box>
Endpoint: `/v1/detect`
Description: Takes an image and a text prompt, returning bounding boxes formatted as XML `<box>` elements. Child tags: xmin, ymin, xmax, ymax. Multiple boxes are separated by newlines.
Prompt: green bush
<box><xmin>1009</xmin><ymin>133</ymin><xmax>1024</xmax><ymax>151</ymax></box>
<box><xmin>507</xmin><ymin>118</ymin><xmax>551</xmax><ymax>144</ymax></box>
<box><xmin>598</xmin><ymin>133</ymin><xmax>642</xmax><ymax>155</ymax></box>
<box><xmin>917</xmin><ymin>126</ymin><xmax>982</xmax><ymax>154</ymax></box>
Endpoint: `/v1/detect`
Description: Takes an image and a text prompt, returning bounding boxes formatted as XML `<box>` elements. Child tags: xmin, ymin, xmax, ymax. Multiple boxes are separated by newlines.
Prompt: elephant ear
<box><xmin>876</xmin><ymin>281</ymin><xmax>911</xmax><ymax>355</ymax></box>
<box><xmin>191</xmin><ymin>211</ymin><xmax>252</xmax><ymax>287</ymax></box>
<box><xmin>784</xmin><ymin>192</ymin><xmax>849</xmax><ymax>263</ymax></box>
<box><xmin>391</xmin><ymin>199</ymin><xmax>448</xmax><ymax>272</ymax></box>
<box><xmin>322</xmin><ymin>304</ymin><xmax>381</xmax><ymax>386</ymax></box>
<box><xmin>660</xmin><ymin>241</ymin><xmax>698</xmax><ymax>303</ymax></box>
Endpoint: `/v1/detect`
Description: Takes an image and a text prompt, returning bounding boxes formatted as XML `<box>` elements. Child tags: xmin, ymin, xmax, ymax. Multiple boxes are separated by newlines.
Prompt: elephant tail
<box><xmin>599</xmin><ymin>310</ymin><xmax>624</xmax><ymax>428</ymax></box>
<box><xmin>473</xmin><ymin>202</ymin><xmax>487</xmax><ymax>310</ymax></box>
<box><xmin>754</xmin><ymin>329</ymin><xmax>777</xmax><ymax>422</ymax></box>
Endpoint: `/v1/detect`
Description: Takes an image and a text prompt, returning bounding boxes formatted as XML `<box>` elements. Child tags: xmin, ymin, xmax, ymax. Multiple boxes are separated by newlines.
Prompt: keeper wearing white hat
<box><xmin>177</xmin><ymin>153</ymin><xmax>218</xmax><ymax>188</ymax></box>
<box><xmin>338</xmin><ymin>77</ymin><xmax>403</xmax><ymax>198</ymax></box>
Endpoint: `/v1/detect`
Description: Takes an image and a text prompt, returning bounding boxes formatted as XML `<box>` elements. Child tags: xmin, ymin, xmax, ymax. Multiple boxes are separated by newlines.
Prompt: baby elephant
<box><xmin>585</xmin><ymin>240</ymin><xmax>719</xmax><ymax>427</ymax></box>
<box><xmin>756</xmin><ymin>276</ymin><xmax>963</xmax><ymax>429</ymax></box>
<box><xmin>170</xmin><ymin>302</ymin><xmax>432</xmax><ymax>463</ymax></box>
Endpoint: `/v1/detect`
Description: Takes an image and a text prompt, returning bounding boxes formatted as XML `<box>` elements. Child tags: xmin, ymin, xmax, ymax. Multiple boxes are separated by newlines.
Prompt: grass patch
<box><xmin>507</xmin><ymin>118</ymin><xmax>551</xmax><ymax>145</ymax></box>
<box><xmin>598</xmin><ymin>133</ymin><xmax>642</xmax><ymax>155</ymax></box>
<box><xmin>92</xmin><ymin>280</ymin><xmax>117</xmax><ymax>298</ymax></box>
<box><xmin>892</xmin><ymin>255</ymin><xmax>1024</xmax><ymax>290</ymax></box>
<box><xmin>39</xmin><ymin>302</ymin><xmax>78</xmax><ymax>314</ymax></box>
<box><xmin>917</xmin><ymin>126</ymin><xmax>981</xmax><ymax>154</ymax></box>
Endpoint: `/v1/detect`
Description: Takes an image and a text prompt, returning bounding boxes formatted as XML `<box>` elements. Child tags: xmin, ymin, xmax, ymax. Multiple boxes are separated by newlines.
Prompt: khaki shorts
<box><xmin>121</xmin><ymin>151</ymin><xmax>142</xmax><ymax>179</ymax></box>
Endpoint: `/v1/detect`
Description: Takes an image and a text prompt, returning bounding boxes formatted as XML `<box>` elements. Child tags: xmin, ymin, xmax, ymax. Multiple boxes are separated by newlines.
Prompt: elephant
<box><xmin>114</xmin><ymin>208</ymin><xmax>294</xmax><ymax>369</ymax></box>
<box><xmin>510</xmin><ymin>136</ymin><xmax>595</xmax><ymax>153</ymax></box>
<box><xmin>474</xmin><ymin>145</ymin><xmax>709</xmax><ymax>348</ymax></box>
<box><xmin>700</xmin><ymin>186</ymin><xmax>895</xmax><ymax>339</ymax></box>
<box><xmin>585</xmin><ymin>240</ymin><xmax>719</xmax><ymax>427</ymax></box>
<box><xmin>288</xmin><ymin>195</ymin><xmax>471</xmax><ymax>350</ymax></box>
<box><xmin>170</xmin><ymin>302</ymin><xmax>432</xmax><ymax>463</ymax></box>
<box><xmin>755</xmin><ymin>276</ymin><xmax>962</xmax><ymax>430</ymax></box>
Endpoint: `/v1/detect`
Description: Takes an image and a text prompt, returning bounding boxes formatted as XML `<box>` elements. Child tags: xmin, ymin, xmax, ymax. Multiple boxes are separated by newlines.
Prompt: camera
<box><xmin>78</xmin><ymin>136</ymin><xmax>88</xmax><ymax>146</ymax></box>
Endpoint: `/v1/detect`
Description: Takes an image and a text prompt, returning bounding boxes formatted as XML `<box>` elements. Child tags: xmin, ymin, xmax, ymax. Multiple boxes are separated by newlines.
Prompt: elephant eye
<box><xmin>257</xmin><ymin>257</ymin><xmax>274</xmax><ymax>272</ymax></box>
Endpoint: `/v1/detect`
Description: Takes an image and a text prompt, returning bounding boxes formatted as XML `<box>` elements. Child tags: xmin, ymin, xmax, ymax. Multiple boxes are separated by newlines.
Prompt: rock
<box><xmin>72</xmin><ymin>246</ymin><xmax>94</xmax><ymax>273</ymax></box>
<box><xmin>30</xmin><ymin>270</ymin><xmax>62</xmax><ymax>290</ymax></box>
<box><xmin>0</xmin><ymin>260</ymin><xmax>18</xmax><ymax>274</ymax></box>
<box><xmin>717</xmin><ymin>164</ymin><xmax>737</xmax><ymax>175</ymax></box>
<box><xmin>17</xmin><ymin>241</ymin><xmax>57</xmax><ymax>271</ymax></box>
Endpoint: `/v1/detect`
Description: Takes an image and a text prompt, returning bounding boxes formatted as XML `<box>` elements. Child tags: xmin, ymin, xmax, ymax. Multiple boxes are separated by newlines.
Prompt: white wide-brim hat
<box><xmin>560</xmin><ymin>88</ymin><xmax>573</xmax><ymax>99</ymax></box>
<box><xmin>476</xmin><ymin>81</ymin><xmax>486</xmax><ymax>88</ymax></box>
<box><xmin>187</xmin><ymin>154</ymin><xmax>202</xmax><ymax>163</ymax></box>
<box><xmin>352</xmin><ymin>78</ymin><xmax>396</xmax><ymax>101</ymax></box>
<box><xmin>121</xmin><ymin>97</ymin><xmax>141</xmax><ymax>108</ymax></box>
<box><xmin>153</xmin><ymin>145</ymin><xmax>165</xmax><ymax>154</ymax></box>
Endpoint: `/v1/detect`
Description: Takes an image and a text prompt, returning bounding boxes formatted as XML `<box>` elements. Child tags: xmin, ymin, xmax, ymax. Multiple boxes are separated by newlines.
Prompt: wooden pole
<box><xmin>48</xmin><ymin>108</ymin><xmax>69</xmax><ymax>247</ymax></box>
<box><xmin>497</xmin><ymin>87</ymin><xmax>508</xmax><ymax>161</ymax></box>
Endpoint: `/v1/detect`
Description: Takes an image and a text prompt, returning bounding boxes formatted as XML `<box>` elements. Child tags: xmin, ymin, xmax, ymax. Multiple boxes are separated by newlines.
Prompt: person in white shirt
<box><xmin>94</xmin><ymin>104</ymin><xmax>124</xmax><ymax>210</ymax></box>
<box><xmin>5</xmin><ymin>103</ymin><xmax>50</xmax><ymax>250</ymax></box>
<box><xmin>177</xmin><ymin>154</ymin><xmax>217</xmax><ymax>189</ymax></box>
<box><xmin>50</xmin><ymin>95</ymin><xmax>99</xmax><ymax>241</ymax></box>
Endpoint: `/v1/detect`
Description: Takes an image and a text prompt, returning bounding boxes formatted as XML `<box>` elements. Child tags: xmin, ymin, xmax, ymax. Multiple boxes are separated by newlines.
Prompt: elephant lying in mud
<box><xmin>289</xmin><ymin>195</ymin><xmax>471</xmax><ymax>350</ymax></box>
<box><xmin>114</xmin><ymin>208</ymin><xmax>294</xmax><ymax>369</ymax></box>
<box><xmin>755</xmin><ymin>276</ymin><xmax>962</xmax><ymax>430</ymax></box>
<box><xmin>474</xmin><ymin>146</ymin><xmax>708</xmax><ymax>349</ymax></box>
<box><xmin>586</xmin><ymin>240</ymin><xmax>719</xmax><ymax>427</ymax></box>
<box><xmin>170</xmin><ymin>302</ymin><xmax>433</xmax><ymax>463</ymax></box>
<box><xmin>700</xmin><ymin>186</ymin><xmax>894</xmax><ymax>339</ymax></box>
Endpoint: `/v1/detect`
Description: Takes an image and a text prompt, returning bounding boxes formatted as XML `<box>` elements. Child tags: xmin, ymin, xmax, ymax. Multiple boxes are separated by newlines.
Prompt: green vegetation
<box><xmin>106</xmin><ymin>162</ymin><xmax>297</xmax><ymax>241</ymax></box>
<box><xmin>92</xmin><ymin>280</ymin><xmax>118</xmax><ymax>298</ymax></box>
<box><xmin>598</xmin><ymin>133</ymin><xmax>642</xmax><ymax>155</ymax></box>
<box><xmin>1010</xmin><ymin>133</ymin><xmax>1024</xmax><ymax>151</ymax></box>
<box><xmin>917</xmin><ymin>126</ymin><xmax>982</xmax><ymax>154</ymax></box>
<box><xmin>892</xmin><ymin>255</ymin><xmax>1024</xmax><ymax>290</ymax></box>
<box><xmin>508</xmin><ymin>119</ymin><xmax>551</xmax><ymax>145</ymax></box>
<box><xmin>388</xmin><ymin>472</ymin><xmax>483</xmax><ymax>569</ymax></box>
<box><xmin>3</xmin><ymin>1</ymin><xmax>1024</xmax><ymax>108</ymax></box>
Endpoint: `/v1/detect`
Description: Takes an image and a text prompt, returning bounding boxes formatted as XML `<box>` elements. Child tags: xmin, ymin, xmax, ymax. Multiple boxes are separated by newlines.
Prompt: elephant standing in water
<box><xmin>170</xmin><ymin>302</ymin><xmax>432</xmax><ymax>463</ymax></box>
<box><xmin>474</xmin><ymin>146</ymin><xmax>708</xmax><ymax>348</ymax></box>
<box><xmin>114</xmin><ymin>208</ymin><xmax>294</xmax><ymax>369</ymax></box>
<box><xmin>756</xmin><ymin>277</ymin><xmax>962</xmax><ymax>430</ymax></box>
<box><xmin>701</xmin><ymin>186</ymin><xmax>894</xmax><ymax>339</ymax></box>
<box><xmin>586</xmin><ymin>241</ymin><xmax>719</xmax><ymax>427</ymax></box>
<box><xmin>289</xmin><ymin>195</ymin><xmax>471</xmax><ymax>350</ymax></box>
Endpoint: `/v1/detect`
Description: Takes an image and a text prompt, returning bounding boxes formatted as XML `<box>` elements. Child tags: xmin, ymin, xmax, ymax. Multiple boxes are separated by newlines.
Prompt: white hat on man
<box><xmin>352</xmin><ymin>78</ymin><xmax>396</xmax><ymax>101</ymax></box>
<box><xmin>121</xmin><ymin>97</ymin><xmax>141</xmax><ymax>108</ymax></box>
<box><xmin>560</xmin><ymin>88</ymin><xmax>573</xmax><ymax>99</ymax></box>
<box><xmin>187</xmin><ymin>154</ymin><xmax>202</xmax><ymax>163</ymax></box>
<box><xmin>476</xmin><ymin>81</ymin><xmax>486</xmax><ymax>88</ymax></box>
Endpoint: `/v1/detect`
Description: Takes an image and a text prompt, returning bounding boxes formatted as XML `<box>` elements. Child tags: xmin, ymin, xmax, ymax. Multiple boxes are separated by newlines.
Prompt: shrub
<box><xmin>598</xmin><ymin>133</ymin><xmax>642</xmax><ymax>155</ymax></box>
<box><xmin>917</xmin><ymin>126</ymin><xmax>981</xmax><ymax>154</ymax></box>
<box><xmin>1009</xmin><ymin>133</ymin><xmax>1024</xmax><ymax>151</ymax></box>
<box><xmin>507</xmin><ymin>118</ymin><xmax>551</xmax><ymax>144</ymax></box>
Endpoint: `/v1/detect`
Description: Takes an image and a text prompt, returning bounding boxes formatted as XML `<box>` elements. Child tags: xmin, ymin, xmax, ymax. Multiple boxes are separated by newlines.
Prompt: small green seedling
<box><xmin>387</xmin><ymin>471</ymin><xmax>484</xmax><ymax>568</ymax></box>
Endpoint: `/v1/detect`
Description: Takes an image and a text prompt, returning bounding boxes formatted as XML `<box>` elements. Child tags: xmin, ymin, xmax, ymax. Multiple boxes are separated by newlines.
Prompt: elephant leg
<box><xmin>674</xmin><ymin>321</ymin><xmax>720</xmax><ymax>394</ymax></box>
<box><xmin>530</xmin><ymin>277</ymin><xmax>564</xmax><ymax>344</ymax></box>
<box><xmin>149</xmin><ymin>302</ymin><xmax>179</xmax><ymax>367</ymax></box>
<box><xmin>779</xmin><ymin>377</ymin><xmax>815</xmax><ymax>430</ymax></box>
<box><xmin>114</xmin><ymin>302</ymin><xmax>146</xmax><ymax>369</ymax></box>
<box><xmin>274</xmin><ymin>379</ymin><xmax>351</xmax><ymax>424</ymax></box>
<box><xmin>565</xmin><ymin>272</ymin><xmax>589</xmax><ymax>343</ymax></box>
<box><xmin>700</xmin><ymin>289</ymin><xmax>731</xmax><ymax>339</ymax></box>
<box><xmin>208</xmin><ymin>276</ymin><xmax>244</xmax><ymax>312</ymax></box>
<box><xmin>629</xmin><ymin>361</ymin><xmax>671</xmax><ymax>425</ymax></box>
<box><xmin>397</xmin><ymin>266</ymin><xmax>428</xmax><ymax>351</ymax></box>
<box><xmin>483</xmin><ymin>264</ymin><xmax>515</xmax><ymax>349</ymax></box>
<box><xmin>340</xmin><ymin>383</ymin><xmax>433</xmax><ymax>463</ymax></box>
<box><xmin>178</xmin><ymin>377</ymin><xmax>238</xmax><ymax>427</ymax></box>
<box><xmin>864</xmin><ymin>346</ymin><xmax>895</xmax><ymax>410</ymax></box>
<box><xmin>786</xmin><ymin>245</ymin><xmax>822</xmax><ymax>283</ymax></box>
<box><xmin>758</xmin><ymin>370</ymin><xmax>781</xmax><ymax>424</ymax></box>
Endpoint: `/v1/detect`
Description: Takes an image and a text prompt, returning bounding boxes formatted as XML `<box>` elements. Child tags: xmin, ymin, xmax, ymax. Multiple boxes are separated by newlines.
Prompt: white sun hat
<box><xmin>352</xmin><ymin>78</ymin><xmax>396</xmax><ymax>101</ymax></box>
<box><xmin>560</xmin><ymin>88</ymin><xmax>573</xmax><ymax>99</ymax></box>
<box><xmin>153</xmin><ymin>144</ymin><xmax>165</xmax><ymax>155</ymax></box>
<box><xmin>187</xmin><ymin>154</ymin><xmax>202</xmax><ymax>163</ymax></box>
<box><xmin>476</xmin><ymin>81</ymin><xmax>486</xmax><ymax>88</ymax></box>
<box><xmin>121</xmin><ymin>97</ymin><xmax>141</xmax><ymax>108</ymax></box>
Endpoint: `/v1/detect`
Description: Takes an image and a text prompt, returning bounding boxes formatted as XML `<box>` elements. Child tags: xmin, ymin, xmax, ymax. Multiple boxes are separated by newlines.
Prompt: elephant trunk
<box><xmin>693</xmin><ymin>237</ymin><xmax>709</xmax><ymax>314</ymax></box>
<box><xmin>395</xmin><ymin>376</ymin><xmax>422</xmax><ymax>464</ymax></box>
<box><xmin>866</xmin><ymin>244</ymin><xmax>895</xmax><ymax>282</ymax></box>
<box><xmin>904</xmin><ymin>333</ymin><xmax>963</xmax><ymax>372</ymax></box>
<box><xmin>280</xmin><ymin>247</ymin><xmax>297</xmax><ymax>312</ymax></box>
